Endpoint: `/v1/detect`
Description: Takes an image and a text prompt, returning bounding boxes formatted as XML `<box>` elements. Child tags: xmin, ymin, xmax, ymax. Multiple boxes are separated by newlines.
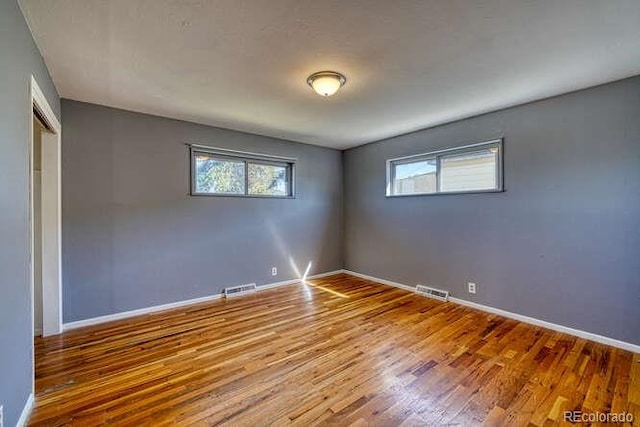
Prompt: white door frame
<box><xmin>30</xmin><ymin>76</ymin><xmax>62</xmax><ymax>337</ymax></box>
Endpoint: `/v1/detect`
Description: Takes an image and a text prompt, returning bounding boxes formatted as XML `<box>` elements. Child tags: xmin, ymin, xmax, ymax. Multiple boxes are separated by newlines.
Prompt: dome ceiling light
<box><xmin>306</xmin><ymin>71</ymin><xmax>346</xmax><ymax>97</ymax></box>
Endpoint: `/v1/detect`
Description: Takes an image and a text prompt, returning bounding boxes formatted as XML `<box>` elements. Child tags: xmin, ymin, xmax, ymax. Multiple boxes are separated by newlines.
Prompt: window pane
<box><xmin>248</xmin><ymin>163</ymin><xmax>289</xmax><ymax>196</ymax></box>
<box><xmin>440</xmin><ymin>147</ymin><xmax>498</xmax><ymax>192</ymax></box>
<box><xmin>393</xmin><ymin>158</ymin><xmax>437</xmax><ymax>195</ymax></box>
<box><xmin>194</xmin><ymin>154</ymin><xmax>245</xmax><ymax>194</ymax></box>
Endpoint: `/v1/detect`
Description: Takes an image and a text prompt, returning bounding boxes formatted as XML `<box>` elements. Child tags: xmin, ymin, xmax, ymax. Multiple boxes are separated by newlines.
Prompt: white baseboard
<box><xmin>60</xmin><ymin>268</ymin><xmax>638</xmax><ymax>353</ymax></box>
<box><xmin>448</xmin><ymin>297</ymin><xmax>640</xmax><ymax>353</ymax></box>
<box><xmin>62</xmin><ymin>270</ymin><xmax>345</xmax><ymax>331</ymax></box>
<box><xmin>63</xmin><ymin>293</ymin><xmax>225</xmax><ymax>331</ymax></box>
<box><xmin>256</xmin><ymin>278</ymin><xmax>300</xmax><ymax>291</ymax></box>
<box><xmin>16</xmin><ymin>393</ymin><xmax>34</xmax><ymax>427</ymax></box>
<box><xmin>343</xmin><ymin>270</ymin><xmax>640</xmax><ymax>353</ymax></box>
<box><xmin>257</xmin><ymin>269</ymin><xmax>345</xmax><ymax>291</ymax></box>
<box><xmin>304</xmin><ymin>269</ymin><xmax>346</xmax><ymax>280</ymax></box>
<box><xmin>344</xmin><ymin>270</ymin><xmax>415</xmax><ymax>292</ymax></box>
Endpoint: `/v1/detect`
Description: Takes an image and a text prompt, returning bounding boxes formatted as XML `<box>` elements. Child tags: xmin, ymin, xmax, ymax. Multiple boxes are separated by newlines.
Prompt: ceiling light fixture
<box><xmin>306</xmin><ymin>71</ymin><xmax>346</xmax><ymax>97</ymax></box>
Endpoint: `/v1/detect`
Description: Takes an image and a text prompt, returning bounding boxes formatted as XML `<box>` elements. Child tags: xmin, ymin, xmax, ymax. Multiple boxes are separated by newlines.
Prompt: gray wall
<box><xmin>62</xmin><ymin>100</ymin><xmax>343</xmax><ymax>323</ymax></box>
<box><xmin>344</xmin><ymin>76</ymin><xmax>640</xmax><ymax>345</ymax></box>
<box><xmin>0</xmin><ymin>0</ymin><xmax>60</xmax><ymax>424</ymax></box>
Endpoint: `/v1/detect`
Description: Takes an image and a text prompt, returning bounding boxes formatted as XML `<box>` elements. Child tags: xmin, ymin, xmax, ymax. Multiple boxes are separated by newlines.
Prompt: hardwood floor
<box><xmin>31</xmin><ymin>274</ymin><xmax>639</xmax><ymax>426</ymax></box>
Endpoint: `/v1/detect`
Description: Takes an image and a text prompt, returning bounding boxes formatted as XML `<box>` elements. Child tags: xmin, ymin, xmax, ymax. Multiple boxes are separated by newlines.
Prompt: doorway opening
<box><xmin>30</xmin><ymin>76</ymin><xmax>62</xmax><ymax>338</ymax></box>
<box><xmin>32</xmin><ymin>112</ymin><xmax>49</xmax><ymax>335</ymax></box>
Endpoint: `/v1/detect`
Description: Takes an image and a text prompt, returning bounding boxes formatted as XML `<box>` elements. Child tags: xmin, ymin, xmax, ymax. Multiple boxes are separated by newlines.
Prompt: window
<box><xmin>191</xmin><ymin>146</ymin><xmax>295</xmax><ymax>197</ymax></box>
<box><xmin>393</xmin><ymin>158</ymin><xmax>437</xmax><ymax>195</ymax></box>
<box><xmin>387</xmin><ymin>140</ymin><xmax>503</xmax><ymax>196</ymax></box>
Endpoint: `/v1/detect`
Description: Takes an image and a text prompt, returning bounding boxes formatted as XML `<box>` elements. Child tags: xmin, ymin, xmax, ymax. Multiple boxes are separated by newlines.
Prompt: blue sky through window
<box><xmin>395</xmin><ymin>159</ymin><xmax>436</xmax><ymax>180</ymax></box>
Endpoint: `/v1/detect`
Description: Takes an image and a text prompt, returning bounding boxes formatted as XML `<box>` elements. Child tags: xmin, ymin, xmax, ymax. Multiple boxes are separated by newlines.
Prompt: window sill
<box><xmin>191</xmin><ymin>193</ymin><xmax>296</xmax><ymax>199</ymax></box>
<box><xmin>385</xmin><ymin>188</ymin><xmax>505</xmax><ymax>198</ymax></box>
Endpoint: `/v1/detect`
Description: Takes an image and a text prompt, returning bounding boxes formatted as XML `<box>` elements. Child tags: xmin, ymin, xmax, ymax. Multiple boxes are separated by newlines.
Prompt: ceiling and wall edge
<box><xmin>55</xmin><ymin>71</ymin><xmax>639</xmax><ymax>152</ymax></box>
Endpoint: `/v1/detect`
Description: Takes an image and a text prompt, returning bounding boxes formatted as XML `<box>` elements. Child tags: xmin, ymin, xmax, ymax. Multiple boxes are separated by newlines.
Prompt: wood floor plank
<box><xmin>29</xmin><ymin>274</ymin><xmax>639</xmax><ymax>426</ymax></box>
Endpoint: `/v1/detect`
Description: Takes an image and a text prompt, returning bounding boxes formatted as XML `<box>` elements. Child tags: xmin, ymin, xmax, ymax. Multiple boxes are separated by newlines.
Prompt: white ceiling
<box><xmin>20</xmin><ymin>0</ymin><xmax>640</xmax><ymax>149</ymax></box>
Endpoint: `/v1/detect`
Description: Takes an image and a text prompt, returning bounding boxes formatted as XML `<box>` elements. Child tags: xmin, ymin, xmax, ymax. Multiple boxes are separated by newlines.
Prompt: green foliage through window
<box><xmin>195</xmin><ymin>156</ymin><xmax>245</xmax><ymax>194</ymax></box>
<box><xmin>192</xmin><ymin>150</ymin><xmax>293</xmax><ymax>197</ymax></box>
<box><xmin>248</xmin><ymin>163</ymin><xmax>287</xmax><ymax>196</ymax></box>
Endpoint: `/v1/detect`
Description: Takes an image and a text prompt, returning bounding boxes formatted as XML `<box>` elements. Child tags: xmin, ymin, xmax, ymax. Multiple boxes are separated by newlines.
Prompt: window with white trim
<box><xmin>386</xmin><ymin>140</ymin><xmax>503</xmax><ymax>196</ymax></box>
<box><xmin>191</xmin><ymin>146</ymin><xmax>295</xmax><ymax>197</ymax></box>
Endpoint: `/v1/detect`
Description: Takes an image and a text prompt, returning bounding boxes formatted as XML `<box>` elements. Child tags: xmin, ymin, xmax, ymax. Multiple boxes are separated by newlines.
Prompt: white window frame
<box><xmin>190</xmin><ymin>144</ymin><xmax>296</xmax><ymax>198</ymax></box>
<box><xmin>386</xmin><ymin>139</ymin><xmax>504</xmax><ymax>197</ymax></box>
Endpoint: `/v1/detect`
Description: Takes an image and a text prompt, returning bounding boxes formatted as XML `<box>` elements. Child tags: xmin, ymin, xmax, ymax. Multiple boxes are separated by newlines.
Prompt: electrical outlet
<box><xmin>468</xmin><ymin>282</ymin><xmax>476</xmax><ymax>294</ymax></box>
<box><xmin>271</xmin><ymin>267</ymin><xmax>277</xmax><ymax>276</ymax></box>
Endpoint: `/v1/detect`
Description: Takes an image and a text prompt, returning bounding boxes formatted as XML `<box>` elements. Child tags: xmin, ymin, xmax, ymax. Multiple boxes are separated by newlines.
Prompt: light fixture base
<box><xmin>307</xmin><ymin>71</ymin><xmax>347</xmax><ymax>97</ymax></box>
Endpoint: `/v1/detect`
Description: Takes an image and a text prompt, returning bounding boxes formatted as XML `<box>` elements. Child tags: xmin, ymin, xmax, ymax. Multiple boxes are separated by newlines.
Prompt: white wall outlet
<box><xmin>468</xmin><ymin>282</ymin><xmax>477</xmax><ymax>294</ymax></box>
<box><xmin>271</xmin><ymin>267</ymin><xmax>277</xmax><ymax>276</ymax></box>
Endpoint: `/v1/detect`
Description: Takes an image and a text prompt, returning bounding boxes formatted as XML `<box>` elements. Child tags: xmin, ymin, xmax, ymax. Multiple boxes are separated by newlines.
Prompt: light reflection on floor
<box><xmin>302</xmin><ymin>280</ymin><xmax>350</xmax><ymax>299</ymax></box>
